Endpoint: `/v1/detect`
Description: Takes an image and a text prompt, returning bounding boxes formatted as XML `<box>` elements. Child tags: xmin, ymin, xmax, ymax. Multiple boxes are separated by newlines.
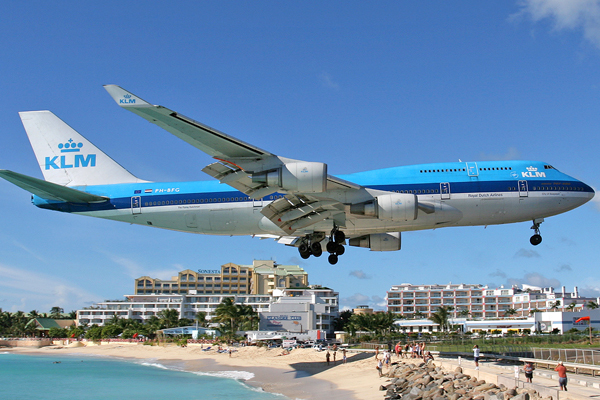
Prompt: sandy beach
<box><xmin>6</xmin><ymin>344</ymin><xmax>384</xmax><ymax>400</ymax></box>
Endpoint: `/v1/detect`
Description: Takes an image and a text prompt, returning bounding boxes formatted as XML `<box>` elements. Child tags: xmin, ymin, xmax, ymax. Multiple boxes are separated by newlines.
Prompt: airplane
<box><xmin>0</xmin><ymin>85</ymin><xmax>595</xmax><ymax>264</ymax></box>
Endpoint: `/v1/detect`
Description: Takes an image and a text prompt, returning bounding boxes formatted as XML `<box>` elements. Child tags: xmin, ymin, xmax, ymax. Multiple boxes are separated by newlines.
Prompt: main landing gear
<box><xmin>326</xmin><ymin>226</ymin><xmax>346</xmax><ymax>265</ymax></box>
<box><xmin>530</xmin><ymin>218</ymin><xmax>544</xmax><ymax>246</ymax></box>
<box><xmin>296</xmin><ymin>226</ymin><xmax>347</xmax><ymax>265</ymax></box>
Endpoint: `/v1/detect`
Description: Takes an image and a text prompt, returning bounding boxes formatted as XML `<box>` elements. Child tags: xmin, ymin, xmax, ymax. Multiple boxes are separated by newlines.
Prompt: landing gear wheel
<box><xmin>311</xmin><ymin>242</ymin><xmax>323</xmax><ymax>257</ymax></box>
<box><xmin>334</xmin><ymin>230</ymin><xmax>346</xmax><ymax>244</ymax></box>
<box><xmin>300</xmin><ymin>251</ymin><xmax>311</xmax><ymax>259</ymax></box>
<box><xmin>529</xmin><ymin>218</ymin><xmax>544</xmax><ymax>246</ymax></box>
<box><xmin>336</xmin><ymin>244</ymin><xmax>345</xmax><ymax>256</ymax></box>
<box><xmin>298</xmin><ymin>243</ymin><xmax>309</xmax><ymax>254</ymax></box>
<box><xmin>326</xmin><ymin>241</ymin><xmax>337</xmax><ymax>253</ymax></box>
<box><xmin>328</xmin><ymin>254</ymin><xmax>338</xmax><ymax>265</ymax></box>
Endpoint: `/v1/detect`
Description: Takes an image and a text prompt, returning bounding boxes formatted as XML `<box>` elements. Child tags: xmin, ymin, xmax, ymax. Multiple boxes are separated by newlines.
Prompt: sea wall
<box><xmin>0</xmin><ymin>339</ymin><xmax>53</xmax><ymax>348</ymax></box>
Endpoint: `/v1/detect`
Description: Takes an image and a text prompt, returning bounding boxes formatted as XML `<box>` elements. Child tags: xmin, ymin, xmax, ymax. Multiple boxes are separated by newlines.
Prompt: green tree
<box><xmin>214</xmin><ymin>298</ymin><xmax>241</xmax><ymax>336</ymax></box>
<box><xmin>428</xmin><ymin>306</ymin><xmax>453</xmax><ymax>332</ymax></box>
<box><xmin>566</xmin><ymin>302</ymin><xmax>577</xmax><ymax>311</ymax></box>
<box><xmin>587</xmin><ymin>301</ymin><xmax>599</xmax><ymax>310</ymax></box>
<box><xmin>48</xmin><ymin>327</ymin><xmax>68</xmax><ymax>338</ymax></box>
<box><xmin>195</xmin><ymin>312</ymin><xmax>207</xmax><ymax>328</ymax></box>
<box><xmin>458</xmin><ymin>309</ymin><xmax>471</xmax><ymax>319</ymax></box>
<box><xmin>157</xmin><ymin>308</ymin><xmax>180</xmax><ymax>328</ymax></box>
<box><xmin>333</xmin><ymin>310</ymin><xmax>353</xmax><ymax>331</ymax></box>
<box><xmin>49</xmin><ymin>307</ymin><xmax>64</xmax><ymax>319</ymax></box>
<box><xmin>504</xmin><ymin>308</ymin><xmax>517</xmax><ymax>318</ymax></box>
<box><xmin>85</xmin><ymin>325</ymin><xmax>103</xmax><ymax>340</ymax></box>
<box><xmin>549</xmin><ymin>301</ymin><xmax>561</xmax><ymax>311</ymax></box>
<box><xmin>101</xmin><ymin>324</ymin><xmax>122</xmax><ymax>338</ymax></box>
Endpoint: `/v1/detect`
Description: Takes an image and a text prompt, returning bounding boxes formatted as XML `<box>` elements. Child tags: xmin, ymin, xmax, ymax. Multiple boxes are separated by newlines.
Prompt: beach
<box><xmin>6</xmin><ymin>344</ymin><xmax>383</xmax><ymax>400</ymax></box>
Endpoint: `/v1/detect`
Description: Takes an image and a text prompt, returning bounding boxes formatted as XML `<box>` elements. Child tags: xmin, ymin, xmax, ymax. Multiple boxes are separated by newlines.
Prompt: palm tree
<box><xmin>549</xmin><ymin>300</ymin><xmax>561</xmax><ymax>311</ymax></box>
<box><xmin>529</xmin><ymin>308</ymin><xmax>541</xmax><ymax>315</ymax></box>
<box><xmin>428</xmin><ymin>306</ymin><xmax>452</xmax><ymax>332</ymax></box>
<box><xmin>414</xmin><ymin>310</ymin><xmax>425</xmax><ymax>319</ymax></box>
<box><xmin>504</xmin><ymin>308</ymin><xmax>517</xmax><ymax>318</ymax></box>
<box><xmin>587</xmin><ymin>301</ymin><xmax>599</xmax><ymax>310</ymax></box>
<box><xmin>566</xmin><ymin>302</ymin><xmax>577</xmax><ymax>311</ymax></box>
<box><xmin>195</xmin><ymin>311</ymin><xmax>207</xmax><ymax>327</ymax></box>
<box><xmin>214</xmin><ymin>297</ymin><xmax>240</xmax><ymax>336</ymax></box>
<box><xmin>157</xmin><ymin>308</ymin><xmax>180</xmax><ymax>328</ymax></box>
<box><xmin>459</xmin><ymin>308</ymin><xmax>471</xmax><ymax>319</ymax></box>
<box><xmin>49</xmin><ymin>306</ymin><xmax>64</xmax><ymax>319</ymax></box>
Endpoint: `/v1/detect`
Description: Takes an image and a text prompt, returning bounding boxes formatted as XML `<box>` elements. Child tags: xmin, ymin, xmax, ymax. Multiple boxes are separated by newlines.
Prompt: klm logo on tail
<box><xmin>45</xmin><ymin>139</ymin><xmax>96</xmax><ymax>170</ymax></box>
<box><xmin>119</xmin><ymin>94</ymin><xmax>136</xmax><ymax>104</ymax></box>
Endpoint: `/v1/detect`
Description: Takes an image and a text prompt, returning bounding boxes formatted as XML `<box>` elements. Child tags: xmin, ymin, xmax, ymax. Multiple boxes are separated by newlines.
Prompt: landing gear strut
<box><xmin>326</xmin><ymin>225</ymin><xmax>346</xmax><ymax>265</ymax></box>
<box><xmin>530</xmin><ymin>218</ymin><xmax>544</xmax><ymax>246</ymax></box>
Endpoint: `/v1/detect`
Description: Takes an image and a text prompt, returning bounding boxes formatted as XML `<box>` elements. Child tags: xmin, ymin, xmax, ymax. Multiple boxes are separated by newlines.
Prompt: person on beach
<box><xmin>342</xmin><ymin>348</ymin><xmax>347</xmax><ymax>364</ymax></box>
<box><xmin>524</xmin><ymin>361</ymin><xmax>534</xmax><ymax>383</ymax></box>
<box><xmin>473</xmin><ymin>345</ymin><xmax>480</xmax><ymax>370</ymax></box>
<box><xmin>376</xmin><ymin>357</ymin><xmax>383</xmax><ymax>377</ymax></box>
<box><xmin>333</xmin><ymin>350</ymin><xmax>336</xmax><ymax>365</ymax></box>
<box><xmin>555</xmin><ymin>361</ymin><xmax>567</xmax><ymax>391</ymax></box>
<box><xmin>326</xmin><ymin>351</ymin><xmax>330</xmax><ymax>366</ymax></box>
<box><xmin>423</xmin><ymin>351</ymin><xmax>434</xmax><ymax>363</ymax></box>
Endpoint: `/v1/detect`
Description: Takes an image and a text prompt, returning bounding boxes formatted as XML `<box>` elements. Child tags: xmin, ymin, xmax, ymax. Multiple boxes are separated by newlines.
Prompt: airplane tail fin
<box><xmin>19</xmin><ymin>111</ymin><xmax>144</xmax><ymax>186</ymax></box>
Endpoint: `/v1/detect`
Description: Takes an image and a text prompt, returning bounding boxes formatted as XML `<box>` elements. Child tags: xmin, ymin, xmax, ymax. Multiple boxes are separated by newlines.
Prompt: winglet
<box><xmin>103</xmin><ymin>85</ymin><xmax>152</xmax><ymax>108</ymax></box>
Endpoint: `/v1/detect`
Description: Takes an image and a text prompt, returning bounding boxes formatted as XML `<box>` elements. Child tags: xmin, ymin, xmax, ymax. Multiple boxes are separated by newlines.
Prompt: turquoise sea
<box><xmin>0</xmin><ymin>352</ymin><xmax>286</xmax><ymax>400</ymax></box>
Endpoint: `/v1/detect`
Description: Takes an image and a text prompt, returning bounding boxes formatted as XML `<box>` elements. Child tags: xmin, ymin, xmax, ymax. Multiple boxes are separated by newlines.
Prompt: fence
<box><xmin>532</xmin><ymin>348</ymin><xmax>600</xmax><ymax>365</ymax></box>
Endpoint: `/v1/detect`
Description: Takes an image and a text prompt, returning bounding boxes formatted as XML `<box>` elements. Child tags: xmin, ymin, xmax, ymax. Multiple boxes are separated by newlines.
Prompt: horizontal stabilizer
<box><xmin>0</xmin><ymin>170</ymin><xmax>108</xmax><ymax>203</ymax></box>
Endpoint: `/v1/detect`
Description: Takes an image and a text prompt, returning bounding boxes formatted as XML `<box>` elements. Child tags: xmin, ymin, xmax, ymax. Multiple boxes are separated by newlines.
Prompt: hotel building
<box><xmin>386</xmin><ymin>283</ymin><xmax>594</xmax><ymax>319</ymax></box>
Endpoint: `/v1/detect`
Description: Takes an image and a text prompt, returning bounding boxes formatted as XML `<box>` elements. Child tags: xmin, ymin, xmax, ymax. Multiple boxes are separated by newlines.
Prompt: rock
<box><xmin>455</xmin><ymin>366</ymin><xmax>463</xmax><ymax>374</ymax></box>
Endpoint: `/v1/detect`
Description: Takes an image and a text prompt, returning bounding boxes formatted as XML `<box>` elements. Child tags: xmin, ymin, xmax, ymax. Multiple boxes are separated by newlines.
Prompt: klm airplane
<box><xmin>0</xmin><ymin>86</ymin><xmax>595</xmax><ymax>264</ymax></box>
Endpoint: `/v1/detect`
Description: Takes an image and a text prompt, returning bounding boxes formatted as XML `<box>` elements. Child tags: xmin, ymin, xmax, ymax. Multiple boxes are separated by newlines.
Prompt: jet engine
<box><xmin>349</xmin><ymin>232</ymin><xmax>401</xmax><ymax>251</ymax></box>
<box><xmin>252</xmin><ymin>162</ymin><xmax>327</xmax><ymax>193</ymax></box>
<box><xmin>350</xmin><ymin>193</ymin><xmax>417</xmax><ymax>221</ymax></box>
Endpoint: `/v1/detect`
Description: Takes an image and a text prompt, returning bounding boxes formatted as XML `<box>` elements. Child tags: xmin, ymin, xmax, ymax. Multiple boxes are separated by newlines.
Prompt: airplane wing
<box><xmin>0</xmin><ymin>170</ymin><xmax>108</xmax><ymax>203</ymax></box>
<box><xmin>103</xmin><ymin>85</ymin><xmax>272</xmax><ymax>161</ymax></box>
<box><xmin>104</xmin><ymin>85</ymin><xmax>364</xmax><ymax>233</ymax></box>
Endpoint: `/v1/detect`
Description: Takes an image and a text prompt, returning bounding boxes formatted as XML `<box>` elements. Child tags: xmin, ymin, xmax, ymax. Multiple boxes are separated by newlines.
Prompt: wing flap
<box><xmin>260</xmin><ymin>194</ymin><xmax>344</xmax><ymax>233</ymax></box>
<box><xmin>0</xmin><ymin>170</ymin><xmax>109</xmax><ymax>203</ymax></box>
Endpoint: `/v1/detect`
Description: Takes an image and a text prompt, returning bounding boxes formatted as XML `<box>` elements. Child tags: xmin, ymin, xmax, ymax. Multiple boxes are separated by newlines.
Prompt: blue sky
<box><xmin>1</xmin><ymin>1</ymin><xmax>600</xmax><ymax>314</ymax></box>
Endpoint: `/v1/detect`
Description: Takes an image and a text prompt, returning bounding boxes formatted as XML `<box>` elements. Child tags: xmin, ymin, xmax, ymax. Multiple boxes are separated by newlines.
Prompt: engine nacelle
<box><xmin>349</xmin><ymin>232</ymin><xmax>401</xmax><ymax>251</ymax></box>
<box><xmin>350</xmin><ymin>193</ymin><xmax>417</xmax><ymax>221</ymax></box>
<box><xmin>252</xmin><ymin>162</ymin><xmax>327</xmax><ymax>193</ymax></box>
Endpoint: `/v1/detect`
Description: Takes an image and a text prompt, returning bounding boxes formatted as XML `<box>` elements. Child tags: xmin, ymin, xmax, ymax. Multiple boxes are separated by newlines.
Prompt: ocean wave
<box><xmin>139</xmin><ymin>361</ymin><xmax>170</xmax><ymax>370</ymax></box>
<box><xmin>193</xmin><ymin>370</ymin><xmax>255</xmax><ymax>381</ymax></box>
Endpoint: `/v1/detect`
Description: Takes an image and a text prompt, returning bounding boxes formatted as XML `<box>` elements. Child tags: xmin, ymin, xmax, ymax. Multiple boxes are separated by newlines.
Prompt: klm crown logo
<box><xmin>522</xmin><ymin>165</ymin><xmax>546</xmax><ymax>178</ymax></box>
<box><xmin>119</xmin><ymin>93</ymin><xmax>136</xmax><ymax>104</ymax></box>
<box><xmin>58</xmin><ymin>138</ymin><xmax>83</xmax><ymax>153</ymax></box>
<box><xmin>45</xmin><ymin>138</ymin><xmax>96</xmax><ymax>170</ymax></box>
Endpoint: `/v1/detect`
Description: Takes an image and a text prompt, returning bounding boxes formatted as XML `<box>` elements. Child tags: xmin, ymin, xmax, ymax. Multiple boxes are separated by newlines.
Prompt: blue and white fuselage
<box><xmin>1</xmin><ymin>85</ymin><xmax>594</xmax><ymax>264</ymax></box>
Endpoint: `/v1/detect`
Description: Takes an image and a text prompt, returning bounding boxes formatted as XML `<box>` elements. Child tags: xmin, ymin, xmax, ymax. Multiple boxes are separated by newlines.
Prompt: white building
<box><xmin>258</xmin><ymin>286</ymin><xmax>339</xmax><ymax>334</ymax></box>
<box><xmin>387</xmin><ymin>283</ymin><xmax>597</xmax><ymax>319</ymax></box>
<box><xmin>394</xmin><ymin>310</ymin><xmax>600</xmax><ymax>335</ymax></box>
<box><xmin>77</xmin><ymin>293</ymin><xmax>271</xmax><ymax>326</ymax></box>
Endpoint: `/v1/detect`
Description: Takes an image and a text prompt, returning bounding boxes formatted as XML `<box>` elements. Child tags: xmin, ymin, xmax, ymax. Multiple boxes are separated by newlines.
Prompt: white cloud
<box><xmin>578</xmin><ymin>277</ymin><xmax>600</xmax><ymax>297</ymax></box>
<box><xmin>319</xmin><ymin>72</ymin><xmax>340</xmax><ymax>90</ymax></box>
<box><xmin>554</xmin><ymin>264</ymin><xmax>572</xmax><ymax>272</ymax></box>
<box><xmin>479</xmin><ymin>147</ymin><xmax>521</xmax><ymax>161</ymax></box>
<box><xmin>349</xmin><ymin>270</ymin><xmax>372</xmax><ymax>280</ymax></box>
<box><xmin>0</xmin><ymin>263</ymin><xmax>101</xmax><ymax>312</ymax></box>
<box><xmin>514</xmin><ymin>248</ymin><xmax>541</xmax><ymax>258</ymax></box>
<box><xmin>340</xmin><ymin>293</ymin><xmax>387</xmax><ymax>311</ymax></box>
<box><xmin>489</xmin><ymin>269</ymin><xmax>507</xmax><ymax>278</ymax></box>
<box><xmin>517</xmin><ymin>0</ymin><xmax>600</xmax><ymax>49</ymax></box>
<box><xmin>507</xmin><ymin>271</ymin><xmax>561</xmax><ymax>288</ymax></box>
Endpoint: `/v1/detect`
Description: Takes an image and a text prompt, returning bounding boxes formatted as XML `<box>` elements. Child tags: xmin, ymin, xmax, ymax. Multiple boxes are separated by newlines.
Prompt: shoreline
<box><xmin>4</xmin><ymin>344</ymin><xmax>382</xmax><ymax>400</ymax></box>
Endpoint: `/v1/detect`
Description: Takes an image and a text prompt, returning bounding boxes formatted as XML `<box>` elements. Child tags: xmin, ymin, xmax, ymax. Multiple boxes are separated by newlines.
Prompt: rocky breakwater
<box><xmin>380</xmin><ymin>362</ymin><xmax>553</xmax><ymax>400</ymax></box>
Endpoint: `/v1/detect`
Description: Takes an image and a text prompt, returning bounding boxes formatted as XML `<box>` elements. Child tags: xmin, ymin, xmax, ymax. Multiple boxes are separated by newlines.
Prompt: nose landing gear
<box><xmin>530</xmin><ymin>218</ymin><xmax>544</xmax><ymax>246</ymax></box>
